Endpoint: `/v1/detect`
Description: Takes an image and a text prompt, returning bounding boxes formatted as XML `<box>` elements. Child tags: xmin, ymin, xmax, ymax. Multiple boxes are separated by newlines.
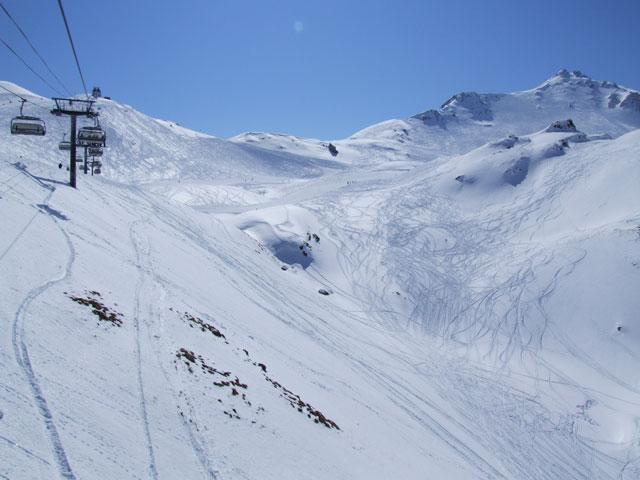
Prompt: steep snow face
<box><xmin>95</xmin><ymin>98</ymin><xmax>350</xmax><ymax>184</ymax></box>
<box><xmin>349</xmin><ymin>70</ymin><xmax>640</xmax><ymax>161</ymax></box>
<box><xmin>2</xmin><ymin>74</ymin><xmax>640</xmax><ymax>480</ymax></box>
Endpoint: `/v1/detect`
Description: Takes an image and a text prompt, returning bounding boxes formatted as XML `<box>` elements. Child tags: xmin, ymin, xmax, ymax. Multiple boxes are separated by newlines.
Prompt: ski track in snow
<box><xmin>129</xmin><ymin>221</ymin><xmax>160</xmax><ymax>480</ymax></box>
<box><xmin>132</xmin><ymin>176</ymin><xmax>630</xmax><ymax>478</ymax></box>
<box><xmin>145</xmin><ymin>178</ymin><xmax>512</xmax><ymax>477</ymax></box>
<box><xmin>0</xmin><ymin>433</ymin><xmax>52</xmax><ymax>467</ymax></box>
<box><xmin>129</xmin><ymin>216</ymin><xmax>219</xmax><ymax>480</ymax></box>
<box><xmin>299</xmin><ymin>161</ymin><xmax>636</xmax><ymax>478</ymax></box>
<box><xmin>10</xmin><ymin>189</ymin><xmax>76</xmax><ymax>479</ymax></box>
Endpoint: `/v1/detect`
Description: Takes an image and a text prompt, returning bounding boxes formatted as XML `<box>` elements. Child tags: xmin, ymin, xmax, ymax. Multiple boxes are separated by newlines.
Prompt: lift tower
<box><xmin>51</xmin><ymin>98</ymin><xmax>97</xmax><ymax>188</ymax></box>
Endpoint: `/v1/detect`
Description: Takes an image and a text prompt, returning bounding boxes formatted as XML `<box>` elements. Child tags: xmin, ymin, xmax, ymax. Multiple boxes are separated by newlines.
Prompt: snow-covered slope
<box><xmin>0</xmin><ymin>81</ymin><xmax>347</xmax><ymax>185</ymax></box>
<box><xmin>2</xmin><ymin>72</ymin><xmax>640</xmax><ymax>480</ymax></box>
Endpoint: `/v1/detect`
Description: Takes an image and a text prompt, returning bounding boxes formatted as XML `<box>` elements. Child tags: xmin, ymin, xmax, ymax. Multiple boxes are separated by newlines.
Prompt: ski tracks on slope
<box><xmin>11</xmin><ymin>213</ymin><xmax>76</xmax><ymax>479</ymax></box>
<box><xmin>129</xmin><ymin>221</ymin><xmax>160</xmax><ymax>480</ymax></box>
<box><xmin>129</xmin><ymin>219</ymin><xmax>217</xmax><ymax>480</ymax></box>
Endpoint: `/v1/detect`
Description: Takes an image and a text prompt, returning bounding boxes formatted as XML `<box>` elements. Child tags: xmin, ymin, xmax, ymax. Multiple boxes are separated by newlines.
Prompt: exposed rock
<box><xmin>455</xmin><ymin>175</ymin><xmax>476</xmax><ymax>185</ymax></box>
<box><xmin>620</xmin><ymin>92</ymin><xmax>640</xmax><ymax>113</ymax></box>
<box><xmin>545</xmin><ymin>119</ymin><xmax>577</xmax><ymax>133</ymax></box>
<box><xmin>440</xmin><ymin>92</ymin><xmax>502</xmax><ymax>121</ymax></box>
<box><xmin>503</xmin><ymin>157</ymin><xmax>531</xmax><ymax>186</ymax></box>
<box><xmin>412</xmin><ymin>109</ymin><xmax>447</xmax><ymax>128</ymax></box>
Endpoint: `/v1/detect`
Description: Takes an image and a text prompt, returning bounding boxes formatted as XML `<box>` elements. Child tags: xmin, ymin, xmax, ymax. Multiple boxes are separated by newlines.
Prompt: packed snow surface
<box><xmin>1</xmin><ymin>71</ymin><xmax>640</xmax><ymax>479</ymax></box>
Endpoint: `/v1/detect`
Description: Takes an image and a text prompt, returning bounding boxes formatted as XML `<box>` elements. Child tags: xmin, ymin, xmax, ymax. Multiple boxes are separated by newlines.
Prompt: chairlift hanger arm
<box><xmin>51</xmin><ymin>97</ymin><xmax>97</xmax><ymax>117</ymax></box>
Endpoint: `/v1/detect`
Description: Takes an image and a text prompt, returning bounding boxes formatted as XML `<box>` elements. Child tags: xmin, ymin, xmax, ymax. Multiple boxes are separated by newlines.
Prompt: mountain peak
<box><xmin>556</xmin><ymin>68</ymin><xmax>588</xmax><ymax>79</ymax></box>
<box><xmin>537</xmin><ymin>69</ymin><xmax>620</xmax><ymax>90</ymax></box>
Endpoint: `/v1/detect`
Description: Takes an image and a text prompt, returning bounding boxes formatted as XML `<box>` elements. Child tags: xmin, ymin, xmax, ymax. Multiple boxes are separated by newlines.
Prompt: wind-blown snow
<box><xmin>1</xmin><ymin>71</ymin><xmax>640</xmax><ymax>479</ymax></box>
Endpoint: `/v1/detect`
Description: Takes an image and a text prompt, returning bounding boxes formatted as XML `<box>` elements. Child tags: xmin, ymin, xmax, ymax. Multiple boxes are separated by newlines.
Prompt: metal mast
<box><xmin>51</xmin><ymin>97</ymin><xmax>96</xmax><ymax>188</ymax></box>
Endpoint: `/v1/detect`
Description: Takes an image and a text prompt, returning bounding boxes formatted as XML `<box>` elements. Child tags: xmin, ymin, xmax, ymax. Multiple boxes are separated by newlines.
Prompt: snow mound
<box><xmin>230</xmin><ymin>206</ymin><xmax>320</xmax><ymax>269</ymax></box>
<box><xmin>490</xmin><ymin>134</ymin><xmax>531</xmax><ymax>149</ymax></box>
<box><xmin>443</xmin><ymin>125</ymin><xmax>594</xmax><ymax>192</ymax></box>
<box><xmin>587</xmin><ymin>132</ymin><xmax>613</xmax><ymax>141</ymax></box>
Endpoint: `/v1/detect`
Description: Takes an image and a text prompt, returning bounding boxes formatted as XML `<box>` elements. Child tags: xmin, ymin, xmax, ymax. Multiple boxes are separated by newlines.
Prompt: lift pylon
<box><xmin>51</xmin><ymin>98</ymin><xmax>97</xmax><ymax>188</ymax></box>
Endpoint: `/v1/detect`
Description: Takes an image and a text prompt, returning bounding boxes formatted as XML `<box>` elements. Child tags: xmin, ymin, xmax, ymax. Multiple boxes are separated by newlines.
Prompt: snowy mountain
<box><xmin>1</xmin><ymin>71</ymin><xmax>640</xmax><ymax>479</ymax></box>
<box><xmin>344</xmin><ymin>69</ymin><xmax>640</xmax><ymax>161</ymax></box>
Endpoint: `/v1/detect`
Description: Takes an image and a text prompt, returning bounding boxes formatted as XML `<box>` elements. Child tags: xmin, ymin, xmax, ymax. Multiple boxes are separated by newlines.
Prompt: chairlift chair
<box><xmin>88</xmin><ymin>146</ymin><xmax>103</xmax><ymax>157</ymax></box>
<box><xmin>59</xmin><ymin>133</ymin><xmax>71</xmax><ymax>151</ymax></box>
<box><xmin>94</xmin><ymin>167</ymin><xmax>101</xmax><ymax>174</ymax></box>
<box><xmin>78</xmin><ymin>125</ymin><xmax>106</xmax><ymax>147</ymax></box>
<box><xmin>11</xmin><ymin>101</ymin><xmax>45</xmax><ymax>136</ymax></box>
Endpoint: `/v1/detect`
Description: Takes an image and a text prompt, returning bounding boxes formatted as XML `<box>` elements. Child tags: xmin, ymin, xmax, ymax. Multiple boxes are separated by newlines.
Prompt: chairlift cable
<box><xmin>0</xmin><ymin>82</ymin><xmax>51</xmax><ymax>113</ymax></box>
<box><xmin>0</xmin><ymin>36</ymin><xmax>64</xmax><ymax>96</ymax></box>
<box><xmin>0</xmin><ymin>82</ymin><xmax>26</xmax><ymax>101</ymax></box>
<box><xmin>0</xmin><ymin>1</ymin><xmax>72</xmax><ymax>96</ymax></box>
<box><xmin>0</xmin><ymin>81</ymin><xmax>66</xmax><ymax>133</ymax></box>
<box><xmin>55</xmin><ymin>0</ymin><xmax>89</xmax><ymax>98</ymax></box>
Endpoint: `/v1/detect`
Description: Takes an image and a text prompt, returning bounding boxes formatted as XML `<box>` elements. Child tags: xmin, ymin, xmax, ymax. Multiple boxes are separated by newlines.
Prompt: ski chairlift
<box><xmin>78</xmin><ymin>125</ymin><xmax>106</xmax><ymax>147</ymax></box>
<box><xmin>94</xmin><ymin>167</ymin><xmax>101</xmax><ymax>174</ymax></box>
<box><xmin>88</xmin><ymin>146</ymin><xmax>103</xmax><ymax>157</ymax></box>
<box><xmin>91</xmin><ymin>160</ymin><xmax>102</xmax><ymax>168</ymax></box>
<box><xmin>59</xmin><ymin>133</ymin><xmax>71</xmax><ymax>151</ymax></box>
<box><xmin>11</xmin><ymin>100</ymin><xmax>46</xmax><ymax>136</ymax></box>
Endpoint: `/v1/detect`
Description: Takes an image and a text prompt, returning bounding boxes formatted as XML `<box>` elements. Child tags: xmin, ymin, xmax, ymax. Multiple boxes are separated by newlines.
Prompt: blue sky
<box><xmin>1</xmin><ymin>0</ymin><xmax>639</xmax><ymax>139</ymax></box>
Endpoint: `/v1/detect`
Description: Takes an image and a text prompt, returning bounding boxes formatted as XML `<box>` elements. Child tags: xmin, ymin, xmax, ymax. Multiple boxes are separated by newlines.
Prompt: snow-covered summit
<box><xmin>537</xmin><ymin>68</ymin><xmax>619</xmax><ymax>90</ymax></box>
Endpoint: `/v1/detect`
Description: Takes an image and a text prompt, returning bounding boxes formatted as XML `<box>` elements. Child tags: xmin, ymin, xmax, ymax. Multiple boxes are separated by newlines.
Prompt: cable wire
<box><xmin>0</xmin><ymin>81</ymin><xmax>26</xmax><ymax>101</ymax></box>
<box><xmin>0</xmin><ymin>83</ymin><xmax>72</xmax><ymax>147</ymax></box>
<box><xmin>0</xmin><ymin>81</ymin><xmax>65</xmax><ymax>132</ymax></box>
<box><xmin>56</xmin><ymin>0</ymin><xmax>88</xmax><ymax>98</ymax></box>
<box><xmin>0</xmin><ymin>35</ymin><xmax>64</xmax><ymax>96</ymax></box>
<box><xmin>0</xmin><ymin>1</ymin><xmax>72</xmax><ymax>96</ymax></box>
